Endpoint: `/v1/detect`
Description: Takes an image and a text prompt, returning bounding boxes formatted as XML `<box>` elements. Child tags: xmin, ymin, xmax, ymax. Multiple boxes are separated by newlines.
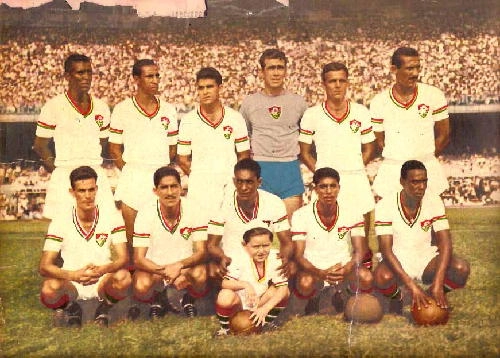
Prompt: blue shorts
<box><xmin>257</xmin><ymin>160</ymin><xmax>304</xmax><ymax>200</ymax></box>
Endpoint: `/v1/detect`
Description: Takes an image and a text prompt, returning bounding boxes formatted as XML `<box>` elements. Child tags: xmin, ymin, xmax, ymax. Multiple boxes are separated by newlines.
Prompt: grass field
<box><xmin>0</xmin><ymin>207</ymin><xmax>499</xmax><ymax>357</ymax></box>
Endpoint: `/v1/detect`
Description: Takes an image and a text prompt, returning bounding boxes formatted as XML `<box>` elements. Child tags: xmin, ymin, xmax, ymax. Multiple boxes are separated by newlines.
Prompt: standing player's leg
<box><xmin>121</xmin><ymin>202</ymin><xmax>137</xmax><ymax>270</ymax></box>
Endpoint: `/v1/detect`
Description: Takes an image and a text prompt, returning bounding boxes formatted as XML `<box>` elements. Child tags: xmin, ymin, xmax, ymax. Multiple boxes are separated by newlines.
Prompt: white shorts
<box><xmin>114</xmin><ymin>164</ymin><xmax>160</xmax><ymax>210</ymax></box>
<box><xmin>372</xmin><ymin>156</ymin><xmax>448</xmax><ymax>198</ymax></box>
<box><xmin>72</xmin><ymin>275</ymin><xmax>106</xmax><ymax>300</ymax></box>
<box><xmin>43</xmin><ymin>165</ymin><xmax>115</xmax><ymax>219</ymax></box>
<box><xmin>186</xmin><ymin>171</ymin><xmax>231</xmax><ymax>222</ymax></box>
<box><xmin>394</xmin><ymin>249</ymin><xmax>438</xmax><ymax>280</ymax></box>
<box><xmin>337</xmin><ymin>171</ymin><xmax>375</xmax><ymax>215</ymax></box>
<box><xmin>305</xmin><ymin>254</ymin><xmax>351</xmax><ymax>271</ymax></box>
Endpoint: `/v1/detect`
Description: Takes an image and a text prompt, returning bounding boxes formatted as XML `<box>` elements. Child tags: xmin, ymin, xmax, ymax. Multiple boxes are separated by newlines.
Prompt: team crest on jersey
<box><xmin>268</xmin><ymin>106</ymin><xmax>281</xmax><ymax>119</ymax></box>
<box><xmin>180</xmin><ymin>227</ymin><xmax>192</xmax><ymax>240</ymax></box>
<box><xmin>420</xmin><ymin>219</ymin><xmax>433</xmax><ymax>232</ymax></box>
<box><xmin>349</xmin><ymin>119</ymin><xmax>361</xmax><ymax>133</ymax></box>
<box><xmin>417</xmin><ymin>104</ymin><xmax>430</xmax><ymax>118</ymax></box>
<box><xmin>96</xmin><ymin>233</ymin><xmax>108</xmax><ymax>247</ymax></box>
<box><xmin>223</xmin><ymin>125</ymin><xmax>233</xmax><ymax>139</ymax></box>
<box><xmin>337</xmin><ymin>226</ymin><xmax>349</xmax><ymax>240</ymax></box>
<box><xmin>95</xmin><ymin>114</ymin><xmax>104</xmax><ymax>127</ymax></box>
<box><xmin>161</xmin><ymin>117</ymin><xmax>170</xmax><ymax>130</ymax></box>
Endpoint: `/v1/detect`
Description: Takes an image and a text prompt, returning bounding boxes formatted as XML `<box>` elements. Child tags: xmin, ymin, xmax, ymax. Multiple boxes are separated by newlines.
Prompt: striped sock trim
<box><xmin>187</xmin><ymin>286</ymin><xmax>210</xmax><ymax>298</ymax></box>
<box><xmin>378</xmin><ymin>284</ymin><xmax>400</xmax><ymax>299</ymax></box>
<box><xmin>293</xmin><ymin>288</ymin><xmax>317</xmax><ymax>300</ymax></box>
<box><xmin>40</xmin><ymin>293</ymin><xmax>69</xmax><ymax>309</ymax></box>
<box><xmin>443</xmin><ymin>277</ymin><xmax>463</xmax><ymax>292</ymax></box>
<box><xmin>104</xmin><ymin>291</ymin><xmax>125</xmax><ymax>304</ymax></box>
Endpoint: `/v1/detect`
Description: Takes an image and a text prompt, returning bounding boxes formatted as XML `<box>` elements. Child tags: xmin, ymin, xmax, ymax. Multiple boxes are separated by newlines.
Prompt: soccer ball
<box><xmin>344</xmin><ymin>294</ymin><xmax>383</xmax><ymax>323</ymax></box>
<box><xmin>411</xmin><ymin>297</ymin><xmax>449</xmax><ymax>326</ymax></box>
<box><xmin>229</xmin><ymin>310</ymin><xmax>262</xmax><ymax>335</ymax></box>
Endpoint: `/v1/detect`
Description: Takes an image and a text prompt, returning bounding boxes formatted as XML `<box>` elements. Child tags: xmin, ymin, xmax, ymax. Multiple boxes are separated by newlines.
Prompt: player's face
<box><xmin>196</xmin><ymin>78</ymin><xmax>220</xmax><ymax>106</ymax></box>
<box><xmin>315</xmin><ymin>177</ymin><xmax>340</xmax><ymax>206</ymax></box>
<box><xmin>65</xmin><ymin>61</ymin><xmax>92</xmax><ymax>94</ymax></box>
<box><xmin>135</xmin><ymin>65</ymin><xmax>160</xmax><ymax>95</ymax></box>
<box><xmin>392</xmin><ymin>56</ymin><xmax>421</xmax><ymax>90</ymax></box>
<box><xmin>233</xmin><ymin>169</ymin><xmax>261</xmax><ymax>202</ymax></box>
<box><xmin>323</xmin><ymin>70</ymin><xmax>349</xmax><ymax>102</ymax></box>
<box><xmin>70</xmin><ymin>178</ymin><xmax>98</xmax><ymax>211</ymax></box>
<box><xmin>401</xmin><ymin>169</ymin><xmax>428</xmax><ymax>200</ymax></box>
<box><xmin>261</xmin><ymin>58</ymin><xmax>287</xmax><ymax>91</ymax></box>
<box><xmin>154</xmin><ymin>175</ymin><xmax>181</xmax><ymax>209</ymax></box>
<box><xmin>244</xmin><ymin>234</ymin><xmax>272</xmax><ymax>263</ymax></box>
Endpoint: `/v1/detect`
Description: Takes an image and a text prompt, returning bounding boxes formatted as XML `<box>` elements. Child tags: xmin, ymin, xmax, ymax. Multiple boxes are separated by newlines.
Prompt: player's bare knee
<box><xmin>374</xmin><ymin>265</ymin><xmax>394</xmax><ymax>286</ymax></box>
<box><xmin>41</xmin><ymin>278</ymin><xmax>64</xmax><ymax>295</ymax></box>
<box><xmin>112</xmin><ymin>269</ymin><xmax>132</xmax><ymax>289</ymax></box>
<box><xmin>189</xmin><ymin>264</ymin><xmax>207</xmax><ymax>284</ymax></box>
<box><xmin>216</xmin><ymin>288</ymin><xmax>237</xmax><ymax>306</ymax></box>
<box><xmin>296</xmin><ymin>273</ymin><xmax>316</xmax><ymax>295</ymax></box>
<box><xmin>357</xmin><ymin>267</ymin><xmax>374</xmax><ymax>287</ymax></box>
<box><xmin>452</xmin><ymin>258</ymin><xmax>470</xmax><ymax>281</ymax></box>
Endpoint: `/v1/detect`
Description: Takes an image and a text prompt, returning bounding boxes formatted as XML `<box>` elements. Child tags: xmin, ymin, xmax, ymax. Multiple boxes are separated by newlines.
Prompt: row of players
<box><xmin>39</xmin><ymin>160</ymin><xmax>469</xmax><ymax>334</ymax></box>
<box><xmin>33</xmin><ymin>47</ymin><xmax>452</xmax><ymax>277</ymax></box>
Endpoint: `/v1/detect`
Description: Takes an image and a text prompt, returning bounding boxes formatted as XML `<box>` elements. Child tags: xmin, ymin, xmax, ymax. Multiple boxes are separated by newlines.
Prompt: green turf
<box><xmin>0</xmin><ymin>207</ymin><xmax>499</xmax><ymax>357</ymax></box>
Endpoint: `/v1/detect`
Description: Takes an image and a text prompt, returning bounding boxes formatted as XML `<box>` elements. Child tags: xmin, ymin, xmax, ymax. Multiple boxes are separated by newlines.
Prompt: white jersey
<box><xmin>36</xmin><ymin>92</ymin><xmax>110</xmax><ymax>167</ymax></box>
<box><xmin>374</xmin><ymin>191</ymin><xmax>448</xmax><ymax>279</ymax></box>
<box><xmin>109</xmin><ymin>96</ymin><xmax>178</xmax><ymax>167</ymax></box>
<box><xmin>370</xmin><ymin>83</ymin><xmax>448</xmax><ymax>161</ymax></box>
<box><xmin>207</xmin><ymin>189</ymin><xmax>289</xmax><ymax>257</ymax></box>
<box><xmin>43</xmin><ymin>206</ymin><xmax>126</xmax><ymax>271</ymax></box>
<box><xmin>133</xmin><ymin>198</ymin><xmax>207</xmax><ymax>266</ymax></box>
<box><xmin>300</xmin><ymin>100</ymin><xmax>375</xmax><ymax>172</ymax></box>
<box><xmin>225</xmin><ymin>248</ymin><xmax>287</xmax><ymax>298</ymax></box>
<box><xmin>178</xmin><ymin>105</ymin><xmax>250</xmax><ymax>175</ymax></box>
<box><xmin>291</xmin><ymin>201</ymin><xmax>365</xmax><ymax>269</ymax></box>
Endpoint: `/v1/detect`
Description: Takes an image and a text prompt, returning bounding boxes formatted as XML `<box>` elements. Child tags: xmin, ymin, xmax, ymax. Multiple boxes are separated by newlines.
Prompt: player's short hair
<box><xmin>196</xmin><ymin>67</ymin><xmax>222</xmax><ymax>85</ymax></box>
<box><xmin>313</xmin><ymin>167</ymin><xmax>340</xmax><ymax>185</ymax></box>
<box><xmin>401</xmin><ymin>160</ymin><xmax>427</xmax><ymax>179</ymax></box>
<box><xmin>69</xmin><ymin>166</ymin><xmax>97</xmax><ymax>189</ymax></box>
<box><xmin>321</xmin><ymin>62</ymin><xmax>349</xmax><ymax>82</ymax></box>
<box><xmin>153</xmin><ymin>166</ymin><xmax>181</xmax><ymax>187</ymax></box>
<box><xmin>64</xmin><ymin>53</ymin><xmax>91</xmax><ymax>73</ymax></box>
<box><xmin>259</xmin><ymin>48</ymin><xmax>288</xmax><ymax>69</ymax></box>
<box><xmin>391</xmin><ymin>47</ymin><xmax>419</xmax><ymax>68</ymax></box>
<box><xmin>242</xmin><ymin>227</ymin><xmax>273</xmax><ymax>244</ymax></box>
<box><xmin>234</xmin><ymin>158</ymin><xmax>261</xmax><ymax>178</ymax></box>
<box><xmin>132</xmin><ymin>59</ymin><xmax>156</xmax><ymax>77</ymax></box>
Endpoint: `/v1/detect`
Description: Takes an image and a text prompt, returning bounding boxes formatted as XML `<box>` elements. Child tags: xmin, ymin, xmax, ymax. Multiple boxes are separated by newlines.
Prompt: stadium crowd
<box><xmin>0</xmin><ymin>5</ymin><xmax>498</xmax><ymax>115</ymax></box>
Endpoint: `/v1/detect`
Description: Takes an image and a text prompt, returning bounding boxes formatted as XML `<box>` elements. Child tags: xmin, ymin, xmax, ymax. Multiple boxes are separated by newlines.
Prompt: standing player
<box><xmin>207</xmin><ymin>158</ymin><xmax>294</xmax><ymax>280</ymax></box>
<box><xmin>374</xmin><ymin>160</ymin><xmax>469</xmax><ymax>313</ymax></box>
<box><xmin>240</xmin><ymin>49</ymin><xmax>308</xmax><ymax>220</ymax></box>
<box><xmin>299</xmin><ymin>62</ymin><xmax>375</xmax><ymax>267</ymax></box>
<box><xmin>33</xmin><ymin>54</ymin><xmax>114</xmax><ymax>218</ymax></box>
<box><xmin>177</xmin><ymin>67</ymin><xmax>250</xmax><ymax>222</ymax></box>
<box><xmin>108</xmin><ymin>59</ymin><xmax>178</xmax><ymax>264</ymax></box>
<box><xmin>291</xmin><ymin>167</ymin><xmax>373</xmax><ymax>315</ymax></box>
<box><xmin>370</xmin><ymin>47</ymin><xmax>450</xmax><ymax>198</ymax></box>
<box><xmin>215</xmin><ymin>227</ymin><xmax>289</xmax><ymax>336</ymax></box>
<box><xmin>132</xmin><ymin>166</ymin><xmax>208</xmax><ymax>318</ymax></box>
<box><xmin>39</xmin><ymin>166</ymin><xmax>131</xmax><ymax>327</ymax></box>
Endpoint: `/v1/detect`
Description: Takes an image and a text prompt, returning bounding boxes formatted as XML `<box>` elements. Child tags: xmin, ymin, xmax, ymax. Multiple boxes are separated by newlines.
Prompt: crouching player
<box><xmin>39</xmin><ymin>166</ymin><xmax>131</xmax><ymax>327</ymax></box>
<box><xmin>291</xmin><ymin>167</ymin><xmax>374</xmax><ymax>316</ymax></box>
<box><xmin>131</xmin><ymin>166</ymin><xmax>208</xmax><ymax>319</ymax></box>
<box><xmin>215</xmin><ymin>227</ymin><xmax>289</xmax><ymax>336</ymax></box>
<box><xmin>374</xmin><ymin>160</ymin><xmax>470</xmax><ymax>313</ymax></box>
